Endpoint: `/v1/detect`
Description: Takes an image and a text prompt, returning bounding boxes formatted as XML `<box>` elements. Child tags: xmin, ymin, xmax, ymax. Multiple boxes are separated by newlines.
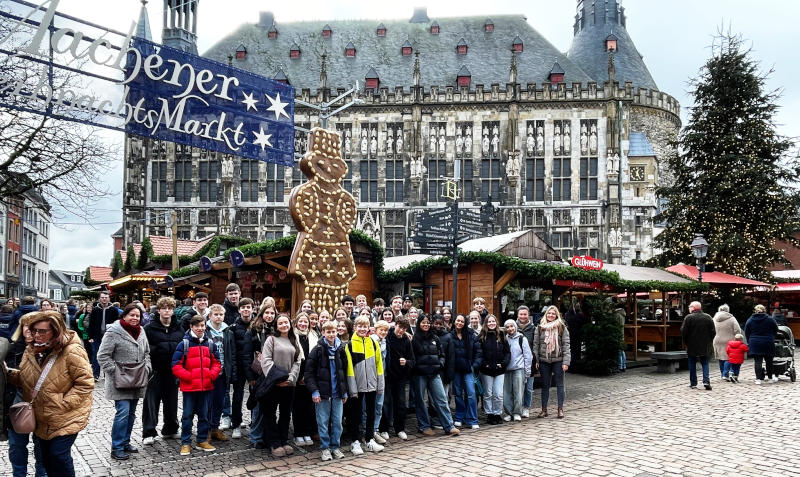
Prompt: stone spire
<box><xmin>320</xmin><ymin>52</ymin><xmax>328</xmax><ymax>89</ymax></box>
<box><xmin>413</xmin><ymin>50</ymin><xmax>420</xmax><ymax>86</ymax></box>
<box><xmin>135</xmin><ymin>0</ymin><xmax>152</xmax><ymax>41</ymax></box>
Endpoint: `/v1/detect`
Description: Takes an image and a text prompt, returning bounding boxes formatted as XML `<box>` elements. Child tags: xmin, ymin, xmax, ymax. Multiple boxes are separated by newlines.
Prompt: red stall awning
<box><xmin>666</xmin><ymin>264</ymin><xmax>772</xmax><ymax>288</ymax></box>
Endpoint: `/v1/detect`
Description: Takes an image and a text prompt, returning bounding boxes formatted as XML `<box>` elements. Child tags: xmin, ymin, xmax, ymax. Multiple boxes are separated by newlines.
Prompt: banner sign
<box><xmin>0</xmin><ymin>0</ymin><xmax>294</xmax><ymax>165</ymax></box>
<box><xmin>570</xmin><ymin>255</ymin><xmax>604</xmax><ymax>271</ymax></box>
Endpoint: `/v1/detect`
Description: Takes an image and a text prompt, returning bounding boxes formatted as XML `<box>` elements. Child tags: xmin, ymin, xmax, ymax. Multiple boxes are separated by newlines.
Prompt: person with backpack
<box><xmin>502</xmin><ymin>320</ymin><xmax>533</xmax><ymax>422</ymax></box>
<box><xmin>171</xmin><ymin>315</ymin><xmax>221</xmax><ymax>456</ymax></box>
<box><xmin>344</xmin><ymin>316</ymin><xmax>386</xmax><ymax>455</ymax></box>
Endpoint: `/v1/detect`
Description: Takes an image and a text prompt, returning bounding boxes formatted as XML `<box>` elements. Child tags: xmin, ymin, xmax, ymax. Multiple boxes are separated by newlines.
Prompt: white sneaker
<box><xmin>295</xmin><ymin>437</ymin><xmax>306</xmax><ymax>446</ymax></box>
<box><xmin>332</xmin><ymin>448</ymin><xmax>346</xmax><ymax>459</ymax></box>
<box><xmin>521</xmin><ymin>408</ymin><xmax>530</xmax><ymax>418</ymax></box>
<box><xmin>366</xmin><ymin>439</ymin><xmax>384</xmax><ymax>452</ymax></box>
<box><xmin>502</xmin><ymin>414</ymin><xmax>512</xmax><ymax>422</ymax></box>
<box><xmin>219</xmin><ymin>416</ymin><xmax>231</xmax><ymax>430</ymax></box>
<box><xmin>513</xmin><ymin>414</ymin><xmax>522</xmax><ymax>422</ymax></box>
<box><xmin>372</xmin><ymin>433</ymin><xmax>386</xmax><ymax>444</ymax></box>
<box><xmin>351</xmin><ymin>441</ymin><xmax>364</xmax><ymax>456</ymax></box>
<box><xmin>304</xmin><ymin>436</ymin><xmax>313</xmax><ymax>445</ymax></box>
<box><xmin>379</xmin><ymin>431</ymin><xmax>389</xmax><ymax>441</ymax></box>
<box><xmin>231</xmin><ymin>428</ymin><xmax>241</xmax><ymax>439</ymax></box>
<box><xmin>755</xmin><ymin>379</ymin><xmax>762</xmax><ymax>385</ymax></box>
<box><xmin>397</xmin><ymin>431</ymin><xmax>408</xmax><ymax>440</ymax></box>
<box><xmin>143</xmin><ymin>437</ymin><xmax>155</xmax><ymax>445</ymax></box>
<box><xmin>772</xmin><ymin>376</ymin><xmax>779</xmax><ymax>383</ymax></box>
<box><xmin>321</xmin><ymin>449</ymin><xmax>332</xmax><ymax>461</ymax></box>
<box><xmin>453</xmin><ymin>421</ymin><xmax>462</xmax><ymax>428</ymax></box>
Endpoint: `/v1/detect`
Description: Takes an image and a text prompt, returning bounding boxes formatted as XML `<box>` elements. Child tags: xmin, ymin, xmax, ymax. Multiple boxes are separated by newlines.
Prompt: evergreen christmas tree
<box><xmin>124</xmin><ymin>245</ymin><xmax>135</xmax><ymax>273</ymax></box>
<box><xmin>654</xmin><ymin>34</ymin><xmax>800</xmax><ymax>280</ymax></box>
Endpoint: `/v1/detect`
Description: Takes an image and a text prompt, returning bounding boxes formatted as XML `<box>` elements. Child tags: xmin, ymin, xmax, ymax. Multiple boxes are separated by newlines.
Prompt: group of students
<box><xmin>1</xmin><ymin>286</ymin><xmax>572</xmax><ymax>473</ymax></box>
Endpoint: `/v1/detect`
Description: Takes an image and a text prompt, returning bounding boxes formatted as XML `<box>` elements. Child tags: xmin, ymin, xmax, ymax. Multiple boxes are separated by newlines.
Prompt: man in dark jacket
<box><xmin>386</xmin><ymin>317</ymin><xmax>415</xmax><ymax>439</ymax></box>
<box><xmin>228</xmin><ymin>298</ymin><xmax>254</xmax><ymax>437</ymax></box>
<box><xmin>222</xmin><ymin>283</ymin><xmax>241</xmax><ymax>326</ymax></box>
<box><xmin>0</xmin><ymin>304</ymin><xmax>18</xmax><ymax>340</ymax></box>
<box><xmin>179</xmin><ymin>292</ymin><xmax>210</xmax><ymax>331</ymax></box>
<box><xmin>142</xmin><ymin>297</ymin><xmax>185</xmax><ymax>444</ymax></box>
<box><xmin>681</xmin><ymin>301</ymin><xmax>716</xmax><ymax>390</ymax></box>
<box><xmin>88</xmin><ymin>290</ymin><xmax>120</xmax><ymax>380</ymax></box>
<box><xmin>7</xmin><ymin>296</ymin><xmax>38</xmax><ymax>338</ymax></box>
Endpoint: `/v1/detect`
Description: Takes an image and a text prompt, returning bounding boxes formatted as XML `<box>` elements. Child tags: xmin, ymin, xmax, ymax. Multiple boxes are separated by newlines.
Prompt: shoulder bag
<box><xmin>114</xmin><ymin>337</ymin><xmax>149</xmax><ymax>390</ymax></box>
<box><xmin>9</xmin><ymin>355</ymin><xmax>57</xmax><ymax>434</ymax></box>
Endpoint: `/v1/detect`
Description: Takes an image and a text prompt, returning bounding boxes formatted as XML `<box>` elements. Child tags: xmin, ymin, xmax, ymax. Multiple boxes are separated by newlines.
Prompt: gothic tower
<box><xmin>162</xmin><ymin>0</ymin><xmax>199</xmax><ymax>54</ymax></box>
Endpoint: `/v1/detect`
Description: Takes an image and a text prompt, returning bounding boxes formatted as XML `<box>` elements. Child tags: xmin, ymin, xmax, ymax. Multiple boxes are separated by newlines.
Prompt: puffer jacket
<box><xmin>479</xmin><ymin>331</ymin><xmax>511</xmax><ymax>377</ymax></box>
<box><xmin>171</xmin><ymin>331</ymin><xmax>221</xmax><ymax>392</ymax></box>
<box><xmin>305</xmin><ymin>337</ymin><xmax>348</xmax><ymax>399</ymax></box>
<box><xmin>726</xmin><ymin>340</ymin><xmax>749</xmax><ymax>365</ymax></box>
<box><xmin>96</xmin><ymin>321</ymin><xmax>152</xmax><ymax>400</ymax></box>
<box><xmin>744</xmin><ymin>313</ymin><xmax>778</xmax><ymax>356</ymax></box>
<box><xmin>533</xmin><ymin>321</ymin><xmax>572</xmax><ymax>366</ymax></box>
<box><xmin>144</xmin><ymin>317</ymin><xmax>185</xmax><ymax>375</ymax></box>
<box><xmin>450</xmin><ymin>327</ymin><xmax>482</xmax><ymax>374</ymax></box>
<box><xmin>229</xmin><ymin>318</ymin><xmax>253</xmax><ymax>381</ymax></box>
<box><xmin>0</xmin><ymin>311</ymin><xmax>18</xmax><ymax>340</ymax></box>
<box><xmin>712</xmin><ymin>312</ymin><xmax>741</xmax><ymax>360</ymax></box>
<box><xmin>412</xmin><ymin>328</ymin><xmax>444</xmax><ymax>377</ymax></box>
<box><xmin>8</xmin><ymin>331</ymin><xmax>94</xmax><ymax>440</ymax></box>
<box><xmin>345</xmin><ymin>334</ymin><xmax>385</xmax><ymax>394</ymax></box>
<box><xmin>435</xmin><ymin>328</ymin><xmax>456</xmax><ymax>383</ymax></box>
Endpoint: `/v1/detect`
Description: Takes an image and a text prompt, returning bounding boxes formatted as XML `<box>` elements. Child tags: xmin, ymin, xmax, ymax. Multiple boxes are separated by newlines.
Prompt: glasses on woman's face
<box><xmin>31</xmin><ymin>328</ymin><xmax>52</xmax><ymax>336</ymax></box>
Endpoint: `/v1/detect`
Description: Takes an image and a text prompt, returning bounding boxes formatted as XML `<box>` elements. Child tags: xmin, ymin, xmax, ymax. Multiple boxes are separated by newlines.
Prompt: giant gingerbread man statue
<box><xmin>288</xmin><ymin>128</ymin><xmax>357</xmax><ymax>313</ymax></box>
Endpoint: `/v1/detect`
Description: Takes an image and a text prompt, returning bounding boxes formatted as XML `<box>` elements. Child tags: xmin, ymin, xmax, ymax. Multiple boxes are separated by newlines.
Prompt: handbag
<box><xmin>9</xmin><ymin>355</ymin><xmax>57</xmax><ymax>434</ymax></box>
<box><xmin>114</xmin><ymin>361</ymin><xmax>148</xmax><ymax>390</ymax></box>
<box><xmin>251</xmin><ymin>351</ymin><xmax>263</xmax><ymax>376</ymax></box>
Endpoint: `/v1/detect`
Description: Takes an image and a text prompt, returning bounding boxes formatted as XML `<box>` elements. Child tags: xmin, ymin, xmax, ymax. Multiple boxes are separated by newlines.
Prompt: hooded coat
<box><xmin>744</xmin><ymin>313</ymin><xmax>778</xmax><ymax>356</ymax></box>
<box><xmin>712</xmin><ymin>312</ymin><xmax>742</xmax><ymax>360</ymax></box>
<box><xmin>96</xmin><ymin>321</ymin><xmax>152</xmax><ymax>400</ymax></box>
<box><xmin>8</xmin><ymin>322</ymin><xmax>94</xmax><ymax>440</ymax></box>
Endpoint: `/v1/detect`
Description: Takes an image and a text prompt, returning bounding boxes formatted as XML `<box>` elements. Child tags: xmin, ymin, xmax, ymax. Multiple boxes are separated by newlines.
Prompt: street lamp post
<box><xmin>690</xmin><ymin>233</ymin><xmax>709</xmax><ymax>300</ymax></box>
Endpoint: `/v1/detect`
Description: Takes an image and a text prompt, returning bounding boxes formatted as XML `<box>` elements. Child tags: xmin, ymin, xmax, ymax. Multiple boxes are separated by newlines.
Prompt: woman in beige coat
<box><xmin>6</xmin><ymin>311</ymin><xmax>94</xmax><ymax>477</ymax></box>
<box><xmin>712</xmin><ymin>304</ymin><xmax>742</xmax><ymax>381</ymax></box>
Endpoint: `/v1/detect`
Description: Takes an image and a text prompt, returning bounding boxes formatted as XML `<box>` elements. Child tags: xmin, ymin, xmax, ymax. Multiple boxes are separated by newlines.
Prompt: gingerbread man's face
<box><xmin>302</xmin><ymin>129</ymin><xmax>347</xmax><ymax>182</ymax></box>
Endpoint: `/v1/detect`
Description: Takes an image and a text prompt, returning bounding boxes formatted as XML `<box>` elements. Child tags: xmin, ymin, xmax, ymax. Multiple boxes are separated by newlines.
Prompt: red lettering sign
<box><xmin>570</xmin><ymin>255</ymin><xmax>604</xmax><ymax>271</ymax></box>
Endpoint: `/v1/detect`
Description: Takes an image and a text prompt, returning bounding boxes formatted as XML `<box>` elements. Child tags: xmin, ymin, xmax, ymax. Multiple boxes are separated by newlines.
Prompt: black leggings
<box><xmin>752</xmin><ymin>355</ymin><xmax>774</xmax><ymax>380</ymax></box>
<box><xmin>346</xmin><ymin>391</ymin><xmax>376</xmax><ymax>443</ymax></box>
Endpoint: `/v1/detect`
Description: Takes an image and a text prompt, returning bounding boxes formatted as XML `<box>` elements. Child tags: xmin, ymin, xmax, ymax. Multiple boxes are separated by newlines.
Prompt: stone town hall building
<box><xmin>121</xmin><ymin>0</ymin><xmax>680</xmax><ymax>264</ymax></box>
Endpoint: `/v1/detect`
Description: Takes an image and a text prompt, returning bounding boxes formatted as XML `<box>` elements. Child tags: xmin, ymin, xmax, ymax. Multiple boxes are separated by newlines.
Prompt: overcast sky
<box><xmin>41</xmin><ymin>0</ymin><xmax>800</xmax><ymax>273</ymax></box>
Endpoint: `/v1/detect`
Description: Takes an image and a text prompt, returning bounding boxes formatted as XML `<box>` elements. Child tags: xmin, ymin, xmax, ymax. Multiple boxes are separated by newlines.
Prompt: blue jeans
<box><xmin>315</xmin><ymin>398</ymin><xmax>344</xmax><ymax>450</ymax></box>
<box><xmin>481</xmin><ymin>374</ymin><xmax>504</xmax><ymax>415</ymax></box>
<box><xmin>413</xmin><ymin>374</ymin><xmax>453</xmax><ymax>432</ymax></box>
<box><xmin>503</xmin><ymin>368</ymin><xmax>526</xmax><ymax>416</ymax></box>
<box><xmin>208</xmin><ymin>372</ymin><xmax>227</xmax><ymax>429</ymax></box>
<box><xmin>249</xmin><ymin>402</ymin><xmax>264</xmax><ymax>445</ymax></box>
<box><xmin>8</xmin><ymin>426</ymin><xmax>47</xmax><ymax>477</ymax></box>
<box><xmin>181</xmin><ymin>391</ymin><xmax>210</xmax><ymax>445</ymax></box>
<box><xmin>729</xmin><ymin>363</ymin><xmax>741</xmax><ymax>377</ymax></box>
<box><xmin>452</xmin><ymin>371</ymin><xmax>478</xmax><ymax>426</ymax></box>
<box><xmin>618</xmin><ymin>350</ymin><xmax>627</xmax><ymax>370</ymax></box>
<box><xmin>33</xmin><ymin>434</ymin><xmax>77</xmax><ymax>477</ymax></box>
<box><xmin>111</xmin><ymin>399</ymin><xmax>138</xmax><ymax>452</ymax></box>
<box><xmin>539</xmin><ymin>361</ymin><xmax>566</xmax><ymax>409</ymax></box>
<box><xmin>718</xmin><ymin>360</ymin><xmax>731</xmax><ymax>378</ymax></box>
<box><xmin>523</xmin><ymin>375</ymin><xmax>535</xmax><ymax>408</ymax></box>
<box><xmin>688</xmin><ymin>355</ymin><xmax>710</xmax><ymax>387</ymax></box>
<box><xmin>90</xmin><ymin>339</ymin><xmax>102</xmax><ymax>378</ymax></box>
<box><xmin>222</xmin><ymin>385</ymin><xmax>231</xmax><ymax>418</ymax></box>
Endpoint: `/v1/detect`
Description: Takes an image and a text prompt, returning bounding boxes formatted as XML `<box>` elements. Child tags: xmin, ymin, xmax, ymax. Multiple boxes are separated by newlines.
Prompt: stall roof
<box><xmin>602</xmin><ymin>263</ymin><xmax>692</xmax><ymax>283</ymax></box>
<box><xmin>772</xmin><ymin>270</ymin><xmax>800</xmax><ymax>279</ymax></box>
<box><xmin>666</xmin><ymin>264</ymin><xmax>771</xmax><ymax>287</ymax></box>
<box><xmin>459</xmin><ymin>230</ymin><xmax>527</xmax><ymax>253</ymax></box>
<box><xmin>383</xmin><ymin>254</ymin><xmax>436</xmax><ymax>272</ymax></box>
<box><xmin>775</xmin><ymin>282</ymin><xmax>800</xmax><ymax>292</ymax></box>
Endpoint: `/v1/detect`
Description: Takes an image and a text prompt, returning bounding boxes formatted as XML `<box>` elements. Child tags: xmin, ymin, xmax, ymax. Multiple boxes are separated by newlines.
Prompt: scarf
<box><xmin>540</xmin><ymin>319</ymin><xmax>561</xmax><ymax>357</ymax></box>
<box><xmin>119</xmin><ymin>319</ymin><xmax>141</xmax><ymax>340</ymax></box>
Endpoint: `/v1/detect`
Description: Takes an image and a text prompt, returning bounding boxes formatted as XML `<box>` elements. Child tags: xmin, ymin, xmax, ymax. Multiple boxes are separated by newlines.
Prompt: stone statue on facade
<box><xmin>590</xmin><ymin>124</ymin><xmax>598</xmax><ymax>154</ymax></box>
<box><xmin>580</xmin><ymin>123</ymin><xmax>588</xmax><ymax>154</ymax></box>
<box><xmin>563</xmin><ymin>123</ymin><xmax>571</xmax><ymax>154</ymax></box>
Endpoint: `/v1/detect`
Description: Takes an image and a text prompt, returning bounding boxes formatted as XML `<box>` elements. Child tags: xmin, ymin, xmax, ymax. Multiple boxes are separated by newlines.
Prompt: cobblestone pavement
<box><xmin>2</xmin><ymin>361</ymin><xmax>798</xmax><ymax>476</ymax></box>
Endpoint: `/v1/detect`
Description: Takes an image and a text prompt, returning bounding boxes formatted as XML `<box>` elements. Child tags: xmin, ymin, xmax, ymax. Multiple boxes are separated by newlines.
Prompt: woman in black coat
<box><xmin>478</xmin><ymin>315</ymin><xmax>511</xmax><ymax>424</ymax></box>
<box><xmin>411</xmin><ymin>315</ymin><xmax>459</xmax><ymax>436</ymax></box>
<box><xmin>450</xmin><ymin>314</ymin><xmax>482</xmax><ymax>429</ymax></box>
<box><xmin>744</xmin><ymin>304</ymin><xmax>779</xmax><ymax>384</ymax></box>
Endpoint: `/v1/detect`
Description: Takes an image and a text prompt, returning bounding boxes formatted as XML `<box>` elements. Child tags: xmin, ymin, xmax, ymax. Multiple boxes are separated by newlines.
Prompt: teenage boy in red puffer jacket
<box><xmin>725</xmin><ymin>333</ymin><xmax>749</xmax><ymax>384</ymax></box>
<box><xmin>172</xmin><ymin>315</ymin><xmax>222</xmax><ymax>455</ymax></box>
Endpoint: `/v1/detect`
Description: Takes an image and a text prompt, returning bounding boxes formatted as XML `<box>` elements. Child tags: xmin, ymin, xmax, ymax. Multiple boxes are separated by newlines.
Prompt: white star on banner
<box><xmin>241</xmin><ymin>91</ymin><xmax>258</xmax><ymax>111</ymax></box>
<box><xmin>252</xmin><ymin>127</ymin><xmax>273</xmax><ymax>151</ymax></box>
<box><xmin>265</xmin><ymin>92</ymin><xmax>290</xmax><ymax>120</ymax></box>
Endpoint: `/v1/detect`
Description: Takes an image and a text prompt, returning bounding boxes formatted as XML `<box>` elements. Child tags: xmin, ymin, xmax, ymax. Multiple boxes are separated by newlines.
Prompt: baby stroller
<box><xmin>772</xmin><ymin>326</ymin><xmax>796</xmax><ymax>382</ymax></box>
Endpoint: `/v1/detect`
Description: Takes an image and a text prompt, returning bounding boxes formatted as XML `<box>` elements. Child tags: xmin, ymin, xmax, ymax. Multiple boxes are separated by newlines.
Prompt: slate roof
<box><xmin>49</xmin><ymin>269</ymin><xmax>84</xmax><ymax>287</ymax></box>
<box><xmin>203</xmin><ymin>14</ymin><xmax>594</xmax><ymax>93</ymax></box>
<box><xmin>566</xmin><ymin>2</ymin><xmax>658</xmax><ymax>90</ymax></box>
<box><xmin>628</xmin><ymin>131</ymin><xmax>655</xmax><ymax>157</ymax></box>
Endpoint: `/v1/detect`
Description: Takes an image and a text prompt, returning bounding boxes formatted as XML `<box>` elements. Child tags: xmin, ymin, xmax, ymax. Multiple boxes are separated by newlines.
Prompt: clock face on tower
<box><xmin>629</xmin><ymin>165</ymin><xmax>645</xmax><ymax>182</ymax></box>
